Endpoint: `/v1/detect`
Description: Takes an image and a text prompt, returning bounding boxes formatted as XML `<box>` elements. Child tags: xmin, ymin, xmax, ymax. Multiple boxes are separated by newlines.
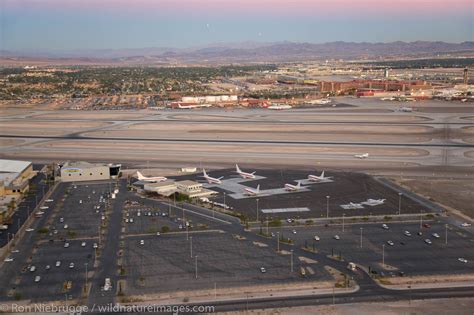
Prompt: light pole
<box><xmin>398</xmin><ymin>192</ymin><xmax>402</xmax><ymax>215</ymax></box>
<box><xmin>190</xmin><ymin>236</ymin><xmax>193</xmax><ymax>258</ymax></box>
<box><xmin>326</xmin><ymin>195</ymin><xmax>330</xmax><ymax>218</ymax></box>
<box><xmin>256</xmin><ymin>199</ymin><xmax>259</xmax><ymax>222</ymax></box>
<box><xmin>223</xmin><ymin>192</ymin><xmax>226</xmax><ymax>209</ymax></box>
<box><xmin>420</xmin><ymin>210</ymin><xmax>423</xmax><ymax>229</ymax></box>
<box><xmin>382</xmin><ymin>244</ymin><xmax>385</xmax><ymax>266</ymax></box>
<box><xmin>342</xmin><ymin>214</ymin><xmax>345</xmax><ymax>232</ymax></box>
<box><xmin>290</xmin><ymin>249</ymin><xmax>294</xmax><ymax>273</ymax></box>
<box><xmin>277</xmin><ymin>231</ymin><xmax>280</xmax><ymax>252</ymax></box>
<box><xmin>445</xmin><ymin>224</ymin><xmax>448</xmax><ymax>245</ymax></box>
<box><xmin>84</xmin><ymin>263</ymin><xmax>88</xmax><ymax>294</ymax></box>
<box><xmin>195</xmin><ymin>255</ymin><xmax>198</xmax><ymax>279</ymax></box>
<box><xmin>186</xmin><ymin>224</ymin><xmax>189</xmax><ymax>241</ymax></box>
<box><xmin>360</xmin><ymin>227</ymin><xmax>363</xmax><ymax>248</ymax></box>
<box><xmin>266</xmin><ymin>216</ymin><xmax>269</xmax><ymax>235</ymax></box>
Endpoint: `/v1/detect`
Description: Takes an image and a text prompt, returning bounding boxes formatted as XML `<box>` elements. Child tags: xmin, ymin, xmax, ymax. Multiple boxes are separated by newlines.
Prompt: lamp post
<box><xmin>277</xmin><ymin>231</ymin><xmax>280</xmax><ymax>252</ymax></box>
<box><xmin>190</xmin><ymin>236</ymin><xmax>193</xmax><ymax>258</ymax></box>
<box><xmin>360</xmin><ymin>227</ymin><xmax>363</xmax><ymax>248</ymax></box>
<box><xmin>195</xmin><ymin>255</ymin><xmax>198</xmax><ymax>279</ymax></box>
<box><xmin>290</xmin><ymin>250</ymin><xmax>294</xmax><ymax>273</ymax></box>
<box><xmin>445</xmin><ymin>224</ymin><xmax>448</xmax><ymax>245</ymax></box>
<box><xmin>326</xmin><ymin>195</ymin><xmax>330</xmax><ymax>218</ymax></box>
<box><xmin>382</xmin><ymin>244</ymin><xmax>385</xmax><ymax>266</ymax></box>
<box><xmin>256</xmin><ymin>199</ymin><xmax>259</xmax><ymax>222</ymax></box>
<box><xmin>84</xmin><ymin>263</ymin><xmax>88</xmax><ymax>294</ymax></box>
<box><xmin>342</xmin><ymin>213</ymin><xmax>345</xmax><ymax>232</ymax></box>
<box><xmin>398</xmin><ymin>192</ymin><xmax>402</xmax><ymax>215</ymax></box>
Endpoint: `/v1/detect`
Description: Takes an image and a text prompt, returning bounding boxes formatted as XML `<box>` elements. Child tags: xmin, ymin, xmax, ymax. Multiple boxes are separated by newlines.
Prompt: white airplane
<box><xmin>354</xmin><ymin>153</ymin><xmax>369</xmax><ymax>159</ymax></box>
<box><xmin>244</xmin><ymin>185</ymin><xmax>260</xmax><ymax>196</ymax></box>
<box><xmin>235</xmin><ymin>164</ymin><xmax>256</xmax><ymax>179</ymax></box>
<box><xmin>285</xmin><ymin>181</ymin><xmax>302</xmax><ymax>191</ymax></box>
<box><xmin>363</xmin><ymin>199</ymin><xmax>386</xmax><ymax>206</ymax></box>
<box><xmin>136</xmin><ymin>171</ymin><xmax>167</xmax><ymax>182</ymax></box>
<box><xmin>308</xmin><ymin>171</ymin><xmax>332</xmax><ymax>182</ymax></box>
<box><xmin>201</xmin><ymin>169</ymin><xmax>223</xmax><ymax>184</ymax></box>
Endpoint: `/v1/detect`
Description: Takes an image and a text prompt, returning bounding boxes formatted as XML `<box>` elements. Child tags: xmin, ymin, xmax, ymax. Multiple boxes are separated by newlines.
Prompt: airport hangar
<box><xmin>58</xmin><ymin>161</ymin><xmax>121</xmax><ymax>182</ymax></box>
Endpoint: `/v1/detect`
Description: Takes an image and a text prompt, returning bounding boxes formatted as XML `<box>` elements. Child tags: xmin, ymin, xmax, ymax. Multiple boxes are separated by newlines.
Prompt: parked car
<box><xmin>424</xmin><ymin>239</ymin><xmax>432</xmax><ymax>245</ymax></box>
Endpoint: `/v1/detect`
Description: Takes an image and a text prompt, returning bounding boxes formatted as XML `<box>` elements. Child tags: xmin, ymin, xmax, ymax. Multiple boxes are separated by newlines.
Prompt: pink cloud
<box><xmin>5</xmin><ymin>0</ymin><xmax>472</xmax><ymax>16</ymax></box>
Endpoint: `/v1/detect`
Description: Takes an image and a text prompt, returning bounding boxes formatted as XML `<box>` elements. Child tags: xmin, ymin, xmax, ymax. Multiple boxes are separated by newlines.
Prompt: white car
<box><xmin>156</xmin><ymin>232</ymin><xmax>161</xmax><ymax>236</ymax></box>
<box><xmin>69</xmin><ymin>262</ymin><xmax>75</xmax><ymax>269</ymax></box>
<box><xmin>59</xmin><ymin>217</ymin><xmax>64</xmax><ymax>223</ymax></box>
<box><xmin>64</xmin><ymin>242</ymin><xmax>70</xmax><ymax>248</ymax></box>
<box><xmin>40</xmin><ymin>206</ymin><xmax>49</xmax><ymax>210</ymax></box>
<box><xmin>81</xmin><ymin>242</ymin><xmax>86</xmax><ymax>247</ymax></box>
<box><xmin>458</xmin><ymin>258</ymin><xmax>468</xmax><ymax>263</ymax></box>
<box><xmin>129</xmin><ymin>218</ymin><xmax>134</xmax><ymax>223</ymax></box>
<box><xmin>382</xmin><ymin>224</ymin><xmax>389</xmax><ymax>230</ymax></box>
<box><xmin>93</xmin><ymin>243</ymin><xmax>98</xmax><ymax>249</ymax></box>
<box><xmin>45</xmin><ymin>199</ymin><xmax>54</xmax><ymax>202</ymax></box>
<box><xmin>292</xmin><ymin>230</ymin><xmax>297</xmax><ymax>234</ymax></box>
<box><xmin>11</xmin><ymin>250</ymin><xmax>19</xmax><ymax>253</ymax></box>
<box><xmin>260</xmin><ymin>267</ymin><xmax>267</xmax><ymax>273</ymax></box>
<box><xmin>34</xmin><ymin>276</ymin><xmax>41</xmax><ymax>283</ymax></box>
<box><xmin>4</xmin><ymin>258</ymin><xmax>14</xmax><ymax>262</ymax></box>
<box><xmin>140</xmin><ymin>240</ymin><xmax>144</xmax><ymax>245</ymax></box>
<box><xmin>45</xmin><ymin>265</ymin><xmax>50</xmax><ymax>270</ymax></box>
<box><xmin>314</xmin><ymin>235</ymin><xmax>320</xmax><ymax>241</ymax></box>
<box><xmin>64</xmin><ymin>224</ymin><xmax>69</xmax><ymax>229</ymax></box>
<box><xmin>404</xmin><ymin>231</ymin><xmax>412</xmax><ymax>237</ymax></box>
<box><xmin>30</xmin><ymin>266</ymin><xmax>36</xmax><ymax>272</ymax></box>
<box><xmin>26</xmin><ymin>228</ymin><xmax>34</xmax><ymax>232</ymax></box>
<box><xmin>55</xmin><ymin>261</ymin><xmax>61</xmax><ymax>267</ymax></box>
<box><xmin>424</xmin><ymin>239</ymin><xmax>432</xmax><ymax>245</ymax></box>
<box><xmin>461</xmin><ymin>222</ymin><xmax>471</xmax><ymax>227</ymax></box>
<box><xmin>334</xmin><ymin>235</ymin><xmax>340</xmax><ymax>240</ymax></box>
<box><xmin>432</xmin><ymin>233</ymin><xmax>440</xmax><ymax>239</ymax></box>
<box><xmin>387</xmin><ymin>240</ymin><xmax>394</xmax><ymax>246</ymax></box>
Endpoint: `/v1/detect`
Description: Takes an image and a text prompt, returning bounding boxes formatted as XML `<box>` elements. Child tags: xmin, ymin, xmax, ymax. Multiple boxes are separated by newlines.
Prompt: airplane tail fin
<box><xmin>235</xmin><ymin>164</ymin><xmax>241</xmax><ymax>172</ymax></box>
<box><xmin>251</xmin><ymin>171</ymin><xmax>256</xmax><ymax>175</ymax></box>
<box><xmin>321</xmin><ymin>171</ymin><xmax>325</xmax><ymax>178</ymax></box>
<box><xmin>296</xmin><ymin>181</ymin><xmax>301</xmax><ymax>188</ymax></box>
<box><xmin>218</xmin><ymin>176</ymin><xmax>224</xmax><ymax>180</ymax></box>
<box><xmin>202</xmin><ymin>169</ymin><xmax>207</xmax><ymax>176</ymax></box>
<box><xmin>137</xmin><ymin>171</ymin><xmax>144</xmax><ymax>180</ymax></box>
<box><xmin>256</xmin><ymin>185</ymin><xmax>260</xmax><ymax>192</ymax></box>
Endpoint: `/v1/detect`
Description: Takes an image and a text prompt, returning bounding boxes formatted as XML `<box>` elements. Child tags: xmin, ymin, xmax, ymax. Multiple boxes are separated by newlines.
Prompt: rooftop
<box><xmin>0</xmin><ymin>159</ymin><xmax>31</xmax><ymax>174</ymax></box>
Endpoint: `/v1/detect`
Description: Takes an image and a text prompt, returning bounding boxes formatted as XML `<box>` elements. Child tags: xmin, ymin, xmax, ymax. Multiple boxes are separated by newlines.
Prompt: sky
<box><xmin>0</xmin><ymin>0</ymin><xmax>472</xmax><ymax>52</ymax></box>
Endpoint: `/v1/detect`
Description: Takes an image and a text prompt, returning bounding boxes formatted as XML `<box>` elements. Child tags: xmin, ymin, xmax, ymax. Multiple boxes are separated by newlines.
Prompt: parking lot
<box><xmin>0</xmin><ymin>181</ymin><xmax>112</xmax><ymax>302</ymax></box>
<box><xmin>172</xmin><ymin>169</ymin><xmax>432</xmax><ymax>220</ymax></box>
<box><xmin>122</xmin><ymin>231</ymin><xmax>333</xmax><ymax>296</ymax></box>
<box><xmin>263</xmin><ymin>220</ymin><xmax>474</xmax><ymax>276</ymax></box>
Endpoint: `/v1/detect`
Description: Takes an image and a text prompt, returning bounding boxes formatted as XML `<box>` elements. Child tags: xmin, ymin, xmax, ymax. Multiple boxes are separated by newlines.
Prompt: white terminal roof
<box><xmin>0</xmin><ymin>159</ymin><xmax>32</xmax><ymax>173</ymax></box>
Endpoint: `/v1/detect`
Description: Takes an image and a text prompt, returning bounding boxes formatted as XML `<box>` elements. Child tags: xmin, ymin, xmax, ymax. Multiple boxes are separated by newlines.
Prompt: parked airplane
<box><xmin>354</xmin><ymin>153</ymin><xmax>369</xmax><ymax>159</ymax></box>
<box><xmin>362</xmin><ymin>199</ymin><xmax>386</xmax><ymax>206</ymax></box>
<box><xmin>136</xmin><ymin>171</ymin><xmax>167</xmax><ymax>182</ymax></box>
<box><xmin>244</xmin><ymin>185</ymin><xmax>260</xmax><ymax>196</ymax></box>
<box><xmin>235</xmin><ymin>164</ymin><xmax>256</xmax><ymax>179</ymax></box>
<box><xmin>201</xmin><ymin>169</ymin><xmax>223</xmax><ymax>184</ymax></box>
<box><xmin>285</xmin><ymin>181</ymin><xmax>302</xmax><ymax>191</ymax></box>
<box><xmin>308</xmin><ymin>171</ymin><xmax>332</xmax><ymax>182</ymax></box>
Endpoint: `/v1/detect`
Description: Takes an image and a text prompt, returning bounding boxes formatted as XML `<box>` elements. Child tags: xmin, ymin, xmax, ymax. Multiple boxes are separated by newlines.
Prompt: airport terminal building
<box><xmin>60</xmin><ymin>161</ymin><xmax>121</xmax><ymax>182</ymax></box>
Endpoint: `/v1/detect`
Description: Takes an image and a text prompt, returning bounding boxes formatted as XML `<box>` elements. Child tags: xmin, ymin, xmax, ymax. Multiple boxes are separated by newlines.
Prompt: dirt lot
<box><xmin>395</xmin><ymin>178</ymin><xmax>474</xmax><ymax>219</ymax></box>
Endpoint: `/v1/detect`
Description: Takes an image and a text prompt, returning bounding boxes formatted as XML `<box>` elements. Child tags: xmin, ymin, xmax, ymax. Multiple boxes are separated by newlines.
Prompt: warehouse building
<box><xmin>60</xmin><ymin>161</ymin><xmax>121</xmax><ymax>182</ymax></box>
<box><xmin>0</xmin><ymin>159</ymin><xmax>34</xmax><ymax>197</ymax></box>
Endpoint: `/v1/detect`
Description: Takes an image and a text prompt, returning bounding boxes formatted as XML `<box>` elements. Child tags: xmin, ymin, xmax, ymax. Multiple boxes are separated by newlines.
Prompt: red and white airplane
<box><xmin>284</xmin><ymin>181</ymin><xmax>302</xmax><ymax>191</ymax></box>
<box><xmin>308</xmin><ymin>171</ymin><xmax>332</xmax><ymax>182</ymax></box>
<box><xmin>235</xmin><ymin>164</ymin><xmax>256</xmax><ymax>179</ymax></box>
<box><xmin>244</xmin><ymin>185</ymin><xmax>260</xmax><ymax>196</ymax></box>
<box><xmin>201</xmin><ymin>169</ymin><xmax>223</xmax><ymax>184</ymax></box>
<box><xmin>136</xmin><ymin>171</ymin><xmax>167</xmax><ymax>182</ymax></box>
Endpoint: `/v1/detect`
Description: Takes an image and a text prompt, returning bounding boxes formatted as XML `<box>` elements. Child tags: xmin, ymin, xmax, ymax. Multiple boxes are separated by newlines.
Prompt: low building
<box><xmin>144</xmin><ymin>181</ymin><xmax>177</xmax><ymax>197</ymax></box>
<box><xmin>60</xmin><ymin>161</ymin><xmax>121</xmax><ymax>182</ymax></box>
<box><xmin>0</xmin><ymin>159</ymin><xmax>34</xmax><ymax>224</ymax></box>
<box><xmin>0</xmin><ymin>159</ymin><xmax>34</xmax><ymax>196</ymax></box>
<box><xmin>176</xmin><ymin>180</ymin><xmax>217</xmax><ymax>198</ymax></box>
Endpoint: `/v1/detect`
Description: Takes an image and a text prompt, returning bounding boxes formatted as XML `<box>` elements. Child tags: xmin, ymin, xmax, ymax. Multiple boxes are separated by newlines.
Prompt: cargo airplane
<box><xmin>354</xmin><ymin>153</ymin><xmax>369</xmax><ymax>159</ymax></box>
<box><xmin>136</xmin><ymin>171</ymin><xmax>167</xmax><ymax>182</ymax></box>
<box><xmin>235</xmin><ymin>164</ymin><xmax>256</xmax><ymax>179</ymax></box>
<box><xmin>201</xmin><ymin>169</ymin><xmax>223</xmax><ymax>184</ymax></box>
<box><xmin>308</xmin><ymin>171</ymin><xmax>332</xmax><ymax>182</ymax></box>
<box><xmin>244</xmin><ymin>185</ymin><xmax>260</xmax><ymax>196</ymax></box>
<box><xmin>285</xmin><ymin>181</ymin><xmax>302</xmax><ymax>191</ymax></box>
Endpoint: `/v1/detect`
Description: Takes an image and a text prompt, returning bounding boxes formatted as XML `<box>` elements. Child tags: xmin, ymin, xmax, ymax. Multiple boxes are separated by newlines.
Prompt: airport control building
<box><xmin>59</xmin><ymin>161</ymin><xmax>121</xmax><ymax>182</ymax></box>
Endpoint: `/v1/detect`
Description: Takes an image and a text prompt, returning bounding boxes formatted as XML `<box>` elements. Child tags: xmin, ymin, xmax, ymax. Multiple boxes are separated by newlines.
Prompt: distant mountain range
<box><xmin>1</xmin><ymin>41</ymin><xmax>473</xmax><ymax>65</ymax></box>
